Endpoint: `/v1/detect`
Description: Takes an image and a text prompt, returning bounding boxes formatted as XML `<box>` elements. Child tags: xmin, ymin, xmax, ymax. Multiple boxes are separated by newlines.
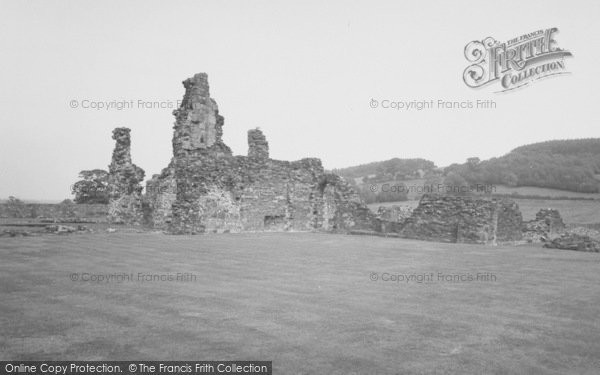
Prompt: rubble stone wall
<box><xmin>131</xmin><ymin>73</ymin><xmax>530</xmax><ymax>242</ymax></box>
<box><xmin>495</xmin><ymin>199</ymin><xmax>524</xmax><ymax>242</ymax></box>
<box><xmin>398</xmin><ymin>194</ymin><xmax>523</xmax><ymax>244</ymax></box>
<box><xmin>248</xmin><ymin>128</ymin><xmax>269</xmax><ymax>160</ymax></box>
<box><xmin>145</xmin><ymin>73</ymin><xmax>377</xmax><ymax>234</ymax></box>
<box><xmin>107</xmin><ymin>127</ymin><xmax>145</xmax><ymax>224</ymax></box>
<box><xmin>522</xmin><ymin>208</ymin><xmax>566</xmax><ymax>242</ymax></box>
<box><xmin>143</xmin><ymin>167</ymin><xmax>177</xmax><ymax>228</ymax></box>
<box><xmin>0</xmin><ymin>203</ymin><xmax>108</xmax><ymax>220</ymax></box>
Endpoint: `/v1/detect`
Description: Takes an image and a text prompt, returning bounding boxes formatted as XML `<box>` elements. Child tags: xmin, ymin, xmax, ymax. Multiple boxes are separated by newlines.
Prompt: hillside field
<box><xmin>1</xmin><ymin>233</ymin><xmax>599</xmax><ymax>374</ymax></box>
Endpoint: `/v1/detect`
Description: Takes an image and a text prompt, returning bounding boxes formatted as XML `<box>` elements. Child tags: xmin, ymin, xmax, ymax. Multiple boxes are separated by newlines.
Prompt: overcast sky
<box><xmin>1</xmin><ymin>0</ymin><xmax>599</xmax><ymax>201</ymax></box>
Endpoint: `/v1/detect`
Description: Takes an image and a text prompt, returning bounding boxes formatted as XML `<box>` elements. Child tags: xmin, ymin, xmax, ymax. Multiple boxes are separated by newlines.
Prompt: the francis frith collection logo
<box><xmin>463</xmin><ymin>27</ymin><xmax>573</xmax><ymax>92</ymax></box>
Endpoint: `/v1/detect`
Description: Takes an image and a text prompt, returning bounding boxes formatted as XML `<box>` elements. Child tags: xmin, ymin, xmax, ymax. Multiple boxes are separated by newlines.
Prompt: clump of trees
<box><xmin>442</xmin><ymin>172</ymin><xmax>470</xmax><ymax>196</ymax></box>
<box><xmin>334</xmin><ymin>158</ymin><xmax>437</xmax><ymax>183</ymax></box>
<box><xmin>5</xmin><ymin>196</ymin><xmax>27</xmax><ymax>217</ymax></box>
<box><xmin>71</xmin><ymin>169</ymin><xmax>110</xmax><ymax>204</ymax></box>
<box><xmin>357</xmin><ymin>183</ymin><xmax>409</xmax><ymax>204</ymax></box>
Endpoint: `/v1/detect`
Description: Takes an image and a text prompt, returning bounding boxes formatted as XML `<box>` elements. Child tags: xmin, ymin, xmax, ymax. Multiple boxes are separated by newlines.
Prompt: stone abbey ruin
<box><xmin>100</xmin><ymin>73</ymin><xmax>546</xmax><ymax>244</ymax></box>
<box><xmin>117</xmin><ymin>73</ymin><xmax>376</xmax><ymax>234</ymax></box>
<box><xmin>7</xmin><ymin>71</ymin><xmax>585</xmax><ymax>249</ymax></box>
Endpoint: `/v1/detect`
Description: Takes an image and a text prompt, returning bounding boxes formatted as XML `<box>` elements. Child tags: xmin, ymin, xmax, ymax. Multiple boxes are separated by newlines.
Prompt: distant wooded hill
<box><xmin>332</xmin><ymin>158</ymin><xmax>438</xmax><ymax>183</ymax></box>
<box><xmin>334</xmin><ymin>139</ymin><xmax>600</xmax><ymax>195</ymax></box>
<box><xmin>445</xmin><ymin>139</ymin><xmax>600</xmax><ymax>193</ymax></box>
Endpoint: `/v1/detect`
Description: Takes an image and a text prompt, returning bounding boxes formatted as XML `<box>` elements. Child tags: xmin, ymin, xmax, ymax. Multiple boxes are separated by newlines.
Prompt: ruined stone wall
<box><xmin>312</xmin><ymin>173</ymin><xmax>377</xmax><ymax>232</ymax></box>
<box><xmin>522</xmin><ymin>208</ymin><xmax>566</xmax><ymax>242</ymax></box>
<box><xmin>545</xmin><ymin>233</ymin><xmax>600</xmax><ymax>252</ymax></box>
<box><xmin>248</xmin><ymin>128</ymin><xmax>269</xmax><ymax>160</ymax></box>
<box><xmin>399</xmin><ymin>194</ymin><xmax>523</xmax><ymax>244</ymax></box>
<box><xmin>0</xmin><ymin>203</ymin><xmax>108</xmax><ymax>220</ymax></box>
<box><xmin>172</xmin><ymin>73</ymin><xmax>231</xmax><ymax>159</ymax></box>
<box><xmin>496</xmin><ymin>199</ymin><xmax>524</xmax><ymax>242</ymax></box>
<box><xmin>375</xmin><ymin>206</ymin><xmax>413</xmax><ymax>223</ymax></box>
<box><xmin>143</xmin><ymin>167</ymin><xmax>176</xmax><ymax>228</ymax></box>
<box><xmin>107</xmin><ymin>127</ymin><xmax>145</xmax><ymax>224</ymax></box>
<box><xmin>163</xmin><ymin>148</ymin><xmax>376</xmax><ymax>234</ymax></box>
<box><xmin>373</xmin><ymin>206</ymin><xmax>413</xmax><ymax>235</ymax></box>
<box><xmin>146</xmin><ymin>73</ymin><xmax>377</xmax><ymax>234</ymax></box>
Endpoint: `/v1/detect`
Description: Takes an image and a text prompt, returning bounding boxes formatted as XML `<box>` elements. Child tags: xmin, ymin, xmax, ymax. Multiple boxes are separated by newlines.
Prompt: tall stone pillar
<box><xmin>247</xmin><ymin>128</ymin><xmax>269</xmax><ymax>160</ymax></box>
<box><xmin>107</xmin><ymin>127</ymin><xmax>145</xmax><ymax>224</ymax></box>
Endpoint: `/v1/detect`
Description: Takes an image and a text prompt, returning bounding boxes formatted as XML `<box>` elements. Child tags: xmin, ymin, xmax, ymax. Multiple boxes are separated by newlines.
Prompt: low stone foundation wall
<box><xmin>0</xmin><ymin>203</ymin><xmax>109</xmax><ymax>220</ymax></box>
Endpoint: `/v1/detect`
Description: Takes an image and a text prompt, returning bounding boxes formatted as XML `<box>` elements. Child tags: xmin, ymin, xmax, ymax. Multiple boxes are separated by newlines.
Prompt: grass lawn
<box><xmin>1</xmin><ymin>233</ymin><xmax>599</xmax><ymax>374</ymax></box>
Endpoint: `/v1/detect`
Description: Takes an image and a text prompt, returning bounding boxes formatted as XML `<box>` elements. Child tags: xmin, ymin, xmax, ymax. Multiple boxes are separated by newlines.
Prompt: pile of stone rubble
<box><xmin>544</xmin><ymin>232</ymin><xmax>600</xmax><ymax>252</ymax></box>
<box><xmin>522</xmin><ymin>208</ymin><xmax>565</xmax><ymax>243</ymax></box>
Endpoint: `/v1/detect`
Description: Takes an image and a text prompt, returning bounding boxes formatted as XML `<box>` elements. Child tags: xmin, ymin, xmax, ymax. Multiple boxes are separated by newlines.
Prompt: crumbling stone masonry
<box><xmin>398</xmin><ymin>194</ymin><xmax>523</xmax><ymax>245</ymax></box>
<box><xmin>545</xmin><ymin>233</ymin><xmax>600</xmax><ymax>252</ymax></box>
<box><xmin>0</xmin><ymin>203</ymin><xmax>108</xmax><ymax>220</ymax></box>
<box><xmin>373</xmin><ymin>205</ymin><xmax>413</xmax><ymax>235</ymax></box>
<box><xmin>375</xmin><ymin>205</ymin><xmax>413</xmax><ymax>223</ymax></box>
<box><xmin>134</xmin><ymin>73</ymin><xmax>531</xmax><ymax>242</ymax></box>
<box><xmin>107</xmin><ymin>127</ymin><xmax>145</xmax><ymax>224</ymax></box>
<box><xmin>522</xmin><ymin>208</ymin><xmax>566</xmax><ymax>242</ymax></box>
<box><xmin>144</xmin><ymin>73</ymin><xmax>377</xmax><ymax>234</ymax></box>
<box><xmin>248</xmin><ymin>128</ymin><xmax>269</xmax><ymax>160</ymax></box>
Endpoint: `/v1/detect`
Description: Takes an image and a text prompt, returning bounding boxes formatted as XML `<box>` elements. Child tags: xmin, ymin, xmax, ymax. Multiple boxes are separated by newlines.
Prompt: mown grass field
<box><xmin>1</xmin><ymin>233</ymin><xmax>599</xmax><ymax>374</ymax></box>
